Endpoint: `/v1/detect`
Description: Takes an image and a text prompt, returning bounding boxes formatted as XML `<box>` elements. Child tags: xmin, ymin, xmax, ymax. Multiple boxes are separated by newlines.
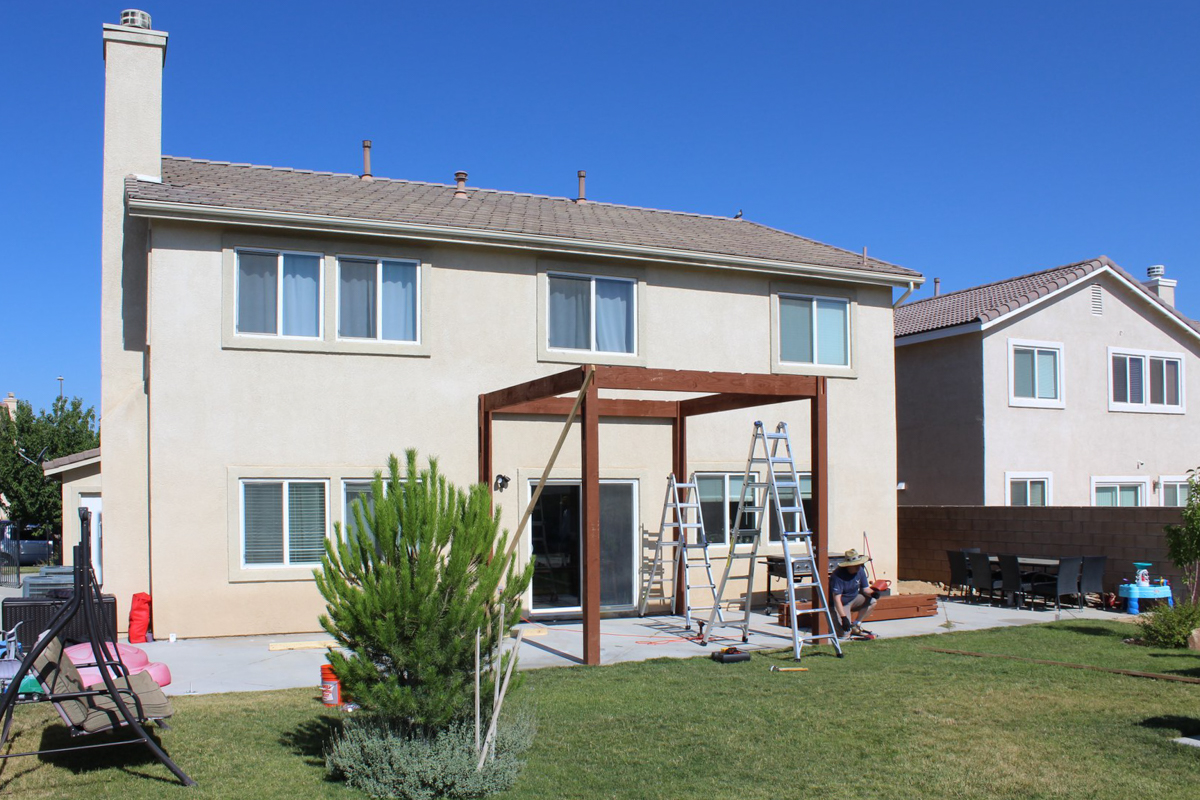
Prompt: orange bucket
<box><xmin>320</xmin><ymin>664</ymin><xmax>340</xmax><ymax>706</ymax></box>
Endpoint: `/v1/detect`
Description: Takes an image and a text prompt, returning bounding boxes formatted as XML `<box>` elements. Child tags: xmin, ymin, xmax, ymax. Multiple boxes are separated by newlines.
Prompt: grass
<box><xmin>0</xmin><ymin>620</ymin><xmax>1198</xmax><ymax>799</ymax></box>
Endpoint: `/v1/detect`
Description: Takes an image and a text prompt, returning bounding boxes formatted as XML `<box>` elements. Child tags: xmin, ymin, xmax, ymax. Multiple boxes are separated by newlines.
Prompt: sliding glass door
<box><xmin>528</xmin><ymin>480</ymin><xmax>637</xmax><ymax>614</ymax></box>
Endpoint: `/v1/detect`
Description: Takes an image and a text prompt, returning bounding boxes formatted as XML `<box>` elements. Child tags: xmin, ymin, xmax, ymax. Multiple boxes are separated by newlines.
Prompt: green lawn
<box><xmin>1</xmin><ymin>621</ymin><xmax>1198</xmax><ymax>799</ymax></box>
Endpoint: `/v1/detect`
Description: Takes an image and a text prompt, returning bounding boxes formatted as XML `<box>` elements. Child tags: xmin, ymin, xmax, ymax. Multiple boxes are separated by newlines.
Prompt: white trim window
<box><xmin>696</xmin><ymin>473</ymin><xmax>756</xmax><ymax>546</ymax></box>
<box><xmin>547</xmin><ymin>273</ymin><xmax>636</xmax><ymax>354</ymax></box>
<box><xmin>236</xmin><ymin>249</ymin><xmax>322</xmax><ymax>338</ymax></box>
<box><xmin>337</xmin><ymin>257</ymin><xmax>420</xmax><ymax>342</ymax></box>
<box><xmin>1091</xmin><ymin>477</ymin><xmax>1149</xmax><ymax>507</ymax></box>
<box><xmin>779</xmin><ymin>294</ymin><xmax>850</xmax><ymax>367</ymax></box>
<box><xmin>1008</xmin><ymin>339</ymin><xmax>1064</xmax><ymax>408</ymax></box>
<box><xmin>1109</xmin><ymin>347</ymin><xmax>1184</xmax><ymax>413</ymax></box>
<box><xmin>1161</xmin><ymin>476</ymin><xmax>1191</xmax><ymax>507</ymax></box>
<box><xmin>1006</xmin><ymin>472</ymin><xmax>1052</xmax><ymax>506</ymax></box>
<box><xmin>342</xmin><ymin>480</ymin><xmax>376</xmax><ymax>540</ymax></box>
<box><xmin>241</xmin><ymin>480</ymin><xmax>328</xmax><ymax>567</ymax></box>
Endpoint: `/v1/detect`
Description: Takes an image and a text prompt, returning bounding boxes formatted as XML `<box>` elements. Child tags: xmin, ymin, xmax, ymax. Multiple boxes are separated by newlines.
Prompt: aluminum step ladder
<box><xmin>638</xmin><ymin>474</ymin><xmax>722</xmax><ymax>631</ymax></box>
<box><xmin>703</xmin><ymin>421</ymin><xmax>843</xmax><ymax>659</ymax></box>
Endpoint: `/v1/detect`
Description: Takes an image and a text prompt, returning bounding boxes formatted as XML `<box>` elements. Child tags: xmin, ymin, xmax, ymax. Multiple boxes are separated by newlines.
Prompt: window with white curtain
<box><xmin>338</xmin><ymin>257</ymin><xmax>419</xmax><ymax>342</ymax></box>
<box><xmin>1110</xmin><ymin>347</ymin><xmax>1184</xmax><ymax>412</ymax></box>
<box><xmin>1163</xmin><ymin>480</ymin><xmax>1190</xmax><ymax>507</ymax></box>
<box><xmin>1007</xmin><ymin>474</ymin><xmax>1051</xmax><ymax>506</ymax></box>
<box><xmin>242</xmin><ymin>480</ymin><xmax>327</xmax><ymax>567</ymax></box>
<box><xmin>1092</xmin><ymin>478</ymin><xmax>1147</xmax><ymax>507</ymax></box>
<box><xmin>779</xmin><ymin>294</ymin><xmax>849</xmax><ymax>366</ymax></box>
<box><xmin>547</xmin><ymin>273</ymin><xmax>635</xmax><ymax>354</ymax></box>
<box><xmin>236</xmin><ymin>250</ymin><xmax>321</xmax><ymax>337</ymax></box>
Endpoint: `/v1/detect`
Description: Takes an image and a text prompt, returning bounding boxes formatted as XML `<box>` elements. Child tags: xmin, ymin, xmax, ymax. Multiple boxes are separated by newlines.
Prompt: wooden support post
<box><xmin>811</xmin><ymin>379</ymin><xmax>830</xmax><ymax>637</ymax></box>
<box><xmin>580</xmin><ymin>369</ymin><xmax>601</xmax><ymax>665</ymax></box>
<box><xmin>478</xmin><ymin>395</ymin><xmax>493</xmax><ymax>502</ymax></box>
<box><xmin>672</xmin><ymin>405</ymin><xmax>688</xmax><ymax>612</ymax></box>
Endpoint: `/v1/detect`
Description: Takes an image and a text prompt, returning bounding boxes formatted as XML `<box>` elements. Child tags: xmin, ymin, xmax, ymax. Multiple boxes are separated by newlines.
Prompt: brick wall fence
<box><xmin>898</xmin><ymin>506</ymin><xmax>1186</xmax><ymax>595</ymax></box>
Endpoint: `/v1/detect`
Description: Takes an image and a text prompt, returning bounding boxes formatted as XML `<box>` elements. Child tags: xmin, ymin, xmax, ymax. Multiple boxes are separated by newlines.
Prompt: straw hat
<box><xmin>837</xmin><ymin>549</ymin><xmax>869</xmax><ymax>567</ymax></box>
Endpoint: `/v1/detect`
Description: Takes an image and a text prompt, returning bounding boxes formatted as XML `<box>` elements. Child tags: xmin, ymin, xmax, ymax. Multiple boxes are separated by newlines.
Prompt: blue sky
<box><xmin>2</xmin><ymin>1</ymin><xmax>1197</xmax><ymax>416</ymax></box>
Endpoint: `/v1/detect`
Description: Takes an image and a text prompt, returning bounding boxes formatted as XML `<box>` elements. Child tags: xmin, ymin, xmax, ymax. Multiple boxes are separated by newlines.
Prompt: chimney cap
<box><xmin>120</xmin><ymin>9</ymin><xmax>153</xmax><ymax>29</ymax></box>
<box><xmin>1148</xmin><ymin>264</ymin><xmax>1166</xmax><ymax>278</ymax></box>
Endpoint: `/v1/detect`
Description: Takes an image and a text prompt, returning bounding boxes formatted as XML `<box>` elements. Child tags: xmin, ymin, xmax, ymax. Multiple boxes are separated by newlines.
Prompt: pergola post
<box><xmin>672</xmin><ymin>404</ymin><xmax>687</xmax><ymax>612</ymax></box>
<box><xmin>478</xmin><ymin>395</ymin><xmax>492</xmax><ymax>499</ymax></box>
<box><xmin>811</xmin><ymin>378</ymin><xmax>830</xmax><ymax>637</ymax></box>
<box><xmin>580</xmin><ymin>369</ymin><xmax>602</xmax><ymax>665</ymax></box>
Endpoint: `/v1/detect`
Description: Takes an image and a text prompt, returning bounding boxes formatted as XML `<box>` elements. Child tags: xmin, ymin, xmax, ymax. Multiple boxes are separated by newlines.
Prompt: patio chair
<box><xmin>997</xmin><ymin>554</ymin><xmax>1035</xmax><ymax>609</ymax></box>
<box><xmin>1078</xmin><ymin>555</ymin><xmax>1107</xmax><ymax>608</ymax></box>
<box><xmin>966</xmin><ymin>551</ymin><xmax>1002</xmax><ymax>604</ymax></box>
<box><xmin>946</xmin><ymin>550</ymin><xmax>972</xmax><ymax>598</ymax></box>
<box><xmin>1030</xmin><ymin>557</ymin><xmax>1082</xmax><ymax>612</ymax></box>
<box><xmin>31</xmin><ymin>636</ymin><xmax>174</xmax><ymax>736</ymax></box>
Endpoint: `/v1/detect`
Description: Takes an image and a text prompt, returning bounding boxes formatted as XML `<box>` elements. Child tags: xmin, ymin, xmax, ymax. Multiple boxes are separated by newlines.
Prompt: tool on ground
<box><xmin>703</xmin><ymin>421</ymin><xmax>843</xmax><ymax>660</ymax></box>
<box><xmin>769</xmin><ymin>665</ymin><xmax>809</xmax><ymax>672</ymax></box>
<box><xmin>711</xmin><ymin>646</ymin><xmax>751</xmax><ymax>663</ymax></box>
<box><xmin>639</xmin><ymin>474</ymin><xmax>722</xmax><ymax>631</ymax></box>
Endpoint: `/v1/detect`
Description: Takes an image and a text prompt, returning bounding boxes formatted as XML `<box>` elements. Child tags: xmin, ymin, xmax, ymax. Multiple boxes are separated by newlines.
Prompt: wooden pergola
<box><xmin>478</xmin><ymin>365</ymin><xmax>829</xmax><ymax>666</ymax></box>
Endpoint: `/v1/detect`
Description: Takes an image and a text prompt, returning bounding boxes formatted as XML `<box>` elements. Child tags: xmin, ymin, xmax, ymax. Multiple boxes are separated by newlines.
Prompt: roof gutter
<box><xmin>125</xmin><ymin>198</ymin><xmax>924</xmax><ymax>289</ymax></box>
<box><xmin>892</xmin><ymin>281</ymin><xmax>916</xmax><ymax>308</ymax></box>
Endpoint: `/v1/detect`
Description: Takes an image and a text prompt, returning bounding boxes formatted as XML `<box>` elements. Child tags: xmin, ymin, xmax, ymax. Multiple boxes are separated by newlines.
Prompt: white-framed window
<box><xmin>342</xmin><ymin>480</ymin><xmax>376</xmax><ymax>540</ymax></box>
<box><xmin>1008</xmin><ymin>339</ymin><xmax>1064</xmax><ymax>409</ymax></box>
<box><xmin>337</xmin><ymin>257</ymin><xmax>420</xmax><ymax>342</ymax></box>
<box><xmin>696</xmin><ymin>472</ymin><xmax>812</xmax><ymax>545</ymax></box>
<box><xmin>547</xmin><ymin>273</ymin><xmax>636</xmax><ymax>354</ymax></box>
<box><xmin>236</xmin><ymin>249</ymin><xmax>323</xmax><ymax>338</ymax></box>
<box><xmin>779</xmin><ymin>294</ymin><xmax>850</xmax><ymax>367</ymax></box>
<box><xmin>1005</xmin><ymin>472</ymin><xmax>1052</xmax><ymax>506</ymax></box>
<box><xmin>1161</xmin><ymin>476</ymin><xmax>1191</xmax><ymax>507</ymax></box>
<box><xmin>241</xmin><ymin>479</ymin><xmax>328</xmax><ymax>567</ymax></box>
<box><xmin>1091</xmin><ymin>476</ymin><xmax>1149</xmax><ymax>507</ymax></box>
<box><xmin>1109</xmin><ymin>347</ymin><xmax>1184</xmax><ymax>413</ymax></box>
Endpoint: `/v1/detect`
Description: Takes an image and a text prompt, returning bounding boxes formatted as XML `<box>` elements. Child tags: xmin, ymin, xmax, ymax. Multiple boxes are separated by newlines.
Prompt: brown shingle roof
<box><xmin>895</xmin><ymin>256</ymin><xmax>1200</xmax><ymax>338</ymax></box>
<box><xmin>126</xmin><ymin>158</ymin><xmax>920</xmax><ymax>280</ymax></box>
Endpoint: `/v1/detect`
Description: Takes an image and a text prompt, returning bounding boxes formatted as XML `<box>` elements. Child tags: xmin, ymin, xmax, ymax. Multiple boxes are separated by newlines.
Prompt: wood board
<box><xmin>778</xmin><ymin>593</ymin><xmax>938</xmax><ymax>627</ymax></box>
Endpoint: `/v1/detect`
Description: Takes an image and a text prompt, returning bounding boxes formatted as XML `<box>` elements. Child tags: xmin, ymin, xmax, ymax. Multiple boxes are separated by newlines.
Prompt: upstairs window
<box><xmin>548</xmin><ymin>274</ymin><xmax>635</xmax><ymax>354</ymax></box>
<box><xmin>236</xmin><ymin>250</ymin><xmax>321</xmax><ymax>337</ymax></box>
<box><xmin>1092</xmin><ymin>478</ymin><xmax>1147</xmax><ymax>507</ymax></box>
<box><xmin>779</xmin><ymin>295</ymin><xmax>849</xmax><ymax>366</ymax></box>
<box><xmin>242</xmin><ymin>480</ymin><xmax>327</xmax><ymax>567</ymax></box>
<box><xmin>338</xmin><ymin>258</ymin><xmax>419</xmax><ymax>342</ymax></box>
<box><xmin>1007</xmin><ymin>473</ymin><xmax>1051</xmax><ymax>506</ymax></box>
<box><xmin>1110</xmin><ymin>348</ymin><xmax>1183</xmax><ymax>412</ymax></box>
<box><xmin>1163</xmin><ymin>480</ymin><xmax>1190</xmax><ymax>507</ymax></box>
<box><xmin>1008</xmin><ymin>340</ymin><xmax>1063</xmax><ymax>408</ymax></box>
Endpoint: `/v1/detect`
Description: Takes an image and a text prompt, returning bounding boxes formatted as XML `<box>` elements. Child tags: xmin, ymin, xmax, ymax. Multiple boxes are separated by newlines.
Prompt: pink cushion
<box><xmin>77</xmin><ymin>660</ymin><xmax>171</xmax><ymax>689</ymax></box>
<box><xmin>65</xmin><ymin>642</ymin><xmax>150</xmax><ymax>669</ymax></box>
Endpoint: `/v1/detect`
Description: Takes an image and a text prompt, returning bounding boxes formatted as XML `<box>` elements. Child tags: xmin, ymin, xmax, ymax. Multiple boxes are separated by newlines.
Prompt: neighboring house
<box><xmin>98</xmin><ymin>13</ymin><xmax>921</xmax><ymax>638</ymax></box>
<box><xmin>42</xmin><ymin>448</ymin><xmax>102</xmax><ymax>578</ymax></box>
<box><xmin>895</xmin><ymin>257</ymin><xmax>1199</xmax><ymax>508</ymax></box>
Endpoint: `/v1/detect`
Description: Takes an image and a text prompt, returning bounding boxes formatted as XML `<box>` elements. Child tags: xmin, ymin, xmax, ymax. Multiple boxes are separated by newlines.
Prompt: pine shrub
<box><xmin>326</xmin><ymin>712</ymin><xmax>536</xmax><ymax>800</ymax></box>
<box><xmin>1136</xmin><ymin>600</ymin><xmax>1200</xmax><ymax>648</ymax></box>
<box><xmin>315</xmin><ymin>449</ymin><xmax>533</xmax><ymax>731</ymax></box>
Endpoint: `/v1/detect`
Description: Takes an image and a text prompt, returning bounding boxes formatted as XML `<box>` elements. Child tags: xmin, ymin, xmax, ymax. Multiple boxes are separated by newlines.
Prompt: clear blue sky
<box><xmin>3</xmin><ymin>1</ymin><xmax>1197</xmax><ymax>416</ymax></box>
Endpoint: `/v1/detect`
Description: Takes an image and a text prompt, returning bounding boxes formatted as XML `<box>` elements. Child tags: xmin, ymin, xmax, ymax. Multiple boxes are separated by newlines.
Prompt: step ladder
<box><xmin>638</xmin><ymin>474</ymin><xmax>722</xmax><ymax>631</ymax></box>
<box><xmin>703</xmin><ymin>421</ymin><xmax>843</xmax><ymax>659</ymax></box>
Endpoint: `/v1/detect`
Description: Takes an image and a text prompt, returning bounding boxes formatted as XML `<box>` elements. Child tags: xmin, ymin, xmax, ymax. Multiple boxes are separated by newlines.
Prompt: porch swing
<box><xmin>0</xmin><ymin>507</ymin><xmax>194</xmax><ymax>787</ymax></box>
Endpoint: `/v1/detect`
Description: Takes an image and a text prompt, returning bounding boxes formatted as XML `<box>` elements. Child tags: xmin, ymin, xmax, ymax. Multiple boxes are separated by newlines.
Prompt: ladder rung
<box><xmin>764</xmin><ymin>432</ymin><xmax>789</xmax><ymax>440</ymax></box>
<box><xmin>663</xmin><ymin>522</ymin><xmax>703</xmax><ymax>529</ymax></box>
<box><xmin>773</xmin><ymin>481</ymin><xmax>799</xmax><ymax>489</ymax></box>
<box><xmin>675</xmin><ymin>482</ymin><xmax>698</xmax><ymax>490</ymax></box>
<box><xmin>775</xmin><ymin>506</ymin><xmax>805</xmax><ymax>515</ymax></box>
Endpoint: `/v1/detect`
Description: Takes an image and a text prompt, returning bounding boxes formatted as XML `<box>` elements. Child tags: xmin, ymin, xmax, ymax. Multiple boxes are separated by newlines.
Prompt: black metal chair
<box><xmin>946</xmin><ymin>550</ymin><xmax>972</xmax><ymax>598</ymax></box>
<box><xmin>1030</xmin><ymin>556</ymin><xmax>1082</xmax><ymax>611</ymax></box>
<box><xmin>966</xmin><ymin>551</ymin><xmax>1002</xmax><ymax>604</ymax></box>
<box><xmin>997</xmin><ymin>554</ymin><xmax>1033</xmax><ymax>609</ymax></box>
<box><xmin>1079</xmin><ymin>555</ymin><xmax>1107</xmax><ymax>608</ymax></box>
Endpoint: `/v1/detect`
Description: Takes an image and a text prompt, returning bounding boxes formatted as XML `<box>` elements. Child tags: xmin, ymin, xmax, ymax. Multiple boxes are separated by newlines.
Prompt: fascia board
<box><xmin>126</xmin><ymin>198</ymin><xmax>921</xmax><ymax>289</ymax></box>
<box><xmin>895</xmin><ymin>322</ymin><xmax>982</xmax><ymax>347</ymax></box>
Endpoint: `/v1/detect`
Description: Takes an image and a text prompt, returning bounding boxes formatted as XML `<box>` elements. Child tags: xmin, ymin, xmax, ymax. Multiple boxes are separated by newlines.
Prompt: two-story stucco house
<box><xmin>93</xmin><ymin>13</ymin><xmax>921</xmax><ymax>644</ymax></box>
<box><xmin>895</xmin><ymin>257</ymin><xmax>1199</xmax><ymax>508</ymax></box>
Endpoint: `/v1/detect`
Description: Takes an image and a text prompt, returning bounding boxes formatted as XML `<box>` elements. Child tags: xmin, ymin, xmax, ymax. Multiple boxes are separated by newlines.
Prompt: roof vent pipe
<box><xmin>1148</xmin><ymin>264</ymin><xmax>1165</xmax><ymax>278</ymax></box>
<box><xmin>577</xmin><ymin>171</ymin><xmax>587</xmax><ymax>204</ymax></box>
<box><xmin>361</xmin><ymin>140</ymin><xmax>372</xmax><ymax>180</ymax></box>
<box><xmin>934</xmin><ymin>278</ymin><xmax>941</xmax><ymax>296</ymax></box>
<box><xmin>453</xmin><ymin>171</ymin><xmax>469</xmax><ymax>199</ymax></box>
<box><xmin>120</xmin><ymin>9</ymin><xmax>152</xmax><ymax>28</ymax></box>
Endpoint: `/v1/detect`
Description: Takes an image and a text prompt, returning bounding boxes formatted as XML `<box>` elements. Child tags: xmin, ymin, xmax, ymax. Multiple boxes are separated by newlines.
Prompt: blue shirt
<box><xmin>829</xmin><ymin>566</ymin><xmax>868</xmax><ymax>606</ymax></box>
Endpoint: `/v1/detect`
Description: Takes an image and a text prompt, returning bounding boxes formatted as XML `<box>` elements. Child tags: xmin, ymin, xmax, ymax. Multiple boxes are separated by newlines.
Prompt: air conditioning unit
<box><xmin>3</xmin><ymin>597</ymin><xmax>119</xmax><ymax>650</ymax></box>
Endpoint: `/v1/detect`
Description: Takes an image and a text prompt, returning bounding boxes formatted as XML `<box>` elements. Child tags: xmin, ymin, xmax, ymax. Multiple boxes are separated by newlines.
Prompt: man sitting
<box><xmin>829</xmin><ymin>549</ymin><xmax>882</xmax><ymax>638</ymax></box>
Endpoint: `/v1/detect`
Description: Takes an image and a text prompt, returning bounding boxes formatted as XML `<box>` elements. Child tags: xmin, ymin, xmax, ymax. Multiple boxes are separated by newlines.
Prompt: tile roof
<box><xmin>895</xmin><ymin>256</ymin><xmax>1200</xmax><ymax>338</ymax></box>
<box><xmin>126</xmin><ymin>158</ymin><xmax>920</xmax><ymax>280</ymax></box>
<box><xmin>41</xmin><ymin>447</ymin><xmax>101</xmax><ymax>475</ymax></box>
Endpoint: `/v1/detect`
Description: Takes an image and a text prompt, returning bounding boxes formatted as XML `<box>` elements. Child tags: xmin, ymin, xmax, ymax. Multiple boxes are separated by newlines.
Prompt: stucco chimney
<box><xmin>1143</xmin><ymin>265</ymin><xmax>1176</xmax><ymax>307</ymax></box>
<box><xmin>103</xmin><ymin>11</ymin><xmax>167</xmax><ymax>183</ymax></box>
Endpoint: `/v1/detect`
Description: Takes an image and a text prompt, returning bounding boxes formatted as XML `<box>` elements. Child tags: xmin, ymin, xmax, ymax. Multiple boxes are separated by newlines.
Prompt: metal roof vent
<box><xmin>1147</xmin><ymin>264</ymin><xmax>1165</xmax><ymax>279</ymax></box>
<box><xmin>121</xmin><ymin>9</ymin><xmax>153</xmax><ymax>29</ymax></box>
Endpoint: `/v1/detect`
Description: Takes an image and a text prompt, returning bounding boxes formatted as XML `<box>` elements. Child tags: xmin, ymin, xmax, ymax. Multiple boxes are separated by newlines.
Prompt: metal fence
<box><xmin>0</xmin><ymin>523</ymin><xmax>20</xmax><ymax>587</ymax></box>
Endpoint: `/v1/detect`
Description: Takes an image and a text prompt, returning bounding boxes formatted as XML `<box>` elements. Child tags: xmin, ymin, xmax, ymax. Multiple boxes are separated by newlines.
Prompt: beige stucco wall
<box><xmin>126</xmin><ymin>219</ymin><xmax>902</xmax><ymax>637</ymax></box>
<box><xmin>895</xmin><ymin>333</ymin><xmax>985</xmax><ymax>505</ymax></box>
<box><xmin>981</xmin><ymin>274</ymin><xmax>1200</xmax><ymax>505</ymax></box>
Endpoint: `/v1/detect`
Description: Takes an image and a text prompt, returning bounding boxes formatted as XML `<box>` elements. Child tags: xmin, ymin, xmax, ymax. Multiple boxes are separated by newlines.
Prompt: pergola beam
<box><xmin>595</xmin><ymin>366</ymin><xmax>819</xmax><ymax>396</ymax></box>
<box><xmin>498</xmin><ymin>397</ymin><xmax>677</xmax><ymax>419</ymax></box>
<box><xmin>679</xmin><ymin>392</ymin><xmax>808</xmax><ymax>418</ymax></box>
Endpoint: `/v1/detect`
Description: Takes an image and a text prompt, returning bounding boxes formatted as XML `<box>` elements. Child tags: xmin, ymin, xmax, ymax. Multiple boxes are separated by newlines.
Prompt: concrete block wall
<box><xmin>898</xmin><ymin>505</ymin><xmax>1186</xmax><ymax>594</ymax></box>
